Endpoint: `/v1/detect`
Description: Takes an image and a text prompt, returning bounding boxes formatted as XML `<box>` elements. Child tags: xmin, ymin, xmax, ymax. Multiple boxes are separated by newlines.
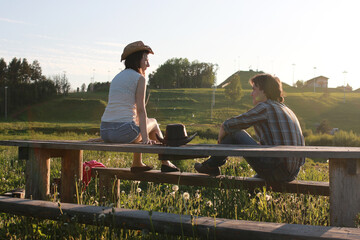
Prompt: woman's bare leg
<box><xmin>131</xmin><ymin>152</ymin><xmax>147</xmax><ymax>167</ymax></box>
<box><xmin>147</xmin><ymin>118</ymin><xmax>177</xmax><ymax>167</ymax></box>
<box><xmin>147</xmin><ymin>118</ymin><xmax>163</xmax><ymax>140</ymax></box>
<box><xmin>131</xmin><ymin>132</ymin><xmax>146</xmax><ymax>167</ymax></box>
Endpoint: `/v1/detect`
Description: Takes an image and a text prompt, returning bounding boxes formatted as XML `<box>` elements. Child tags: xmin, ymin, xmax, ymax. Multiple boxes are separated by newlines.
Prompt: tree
<box><xmin>316</xmin><ymin>119</ymin><xmax>331</xmax><ymax>134</ymax></box>
<box><xmin>224</xmin><ymin>74</ymin><xmax>243</xmax><ymax>102</ymax></box>
<box><xmin>0</xmin><ymin>58</ymin><xmax>7</xmax><ymax>85</ymax></box>
<box><xmin>7</xmin><ymin>58</ymin><xmax>21</xmax><ymax>85</ymax></box>
<box><xmin>60</xmin><ymin>72</ymin><xmax>70</xmax><ymax>95</ymax></box>
<box><xmin>50</xmin><ymin>73</ymin><xmax>70</xmax><ymax>95</ymax></box>
<box><xmin>81</xmin><ymin>83</ymin><xmax>86</xmax><ymax>92</ymax></box>
<box><xmin>148</xmin><ymin>58</ymin><xmax>217</xmax><ymax>89</ymax></box>
<box><xmin>295</xmin><ymin>80</ymin><xmax>304</xmax><ymax>88</ymax></box>
<box><xmin>0</xmin><ymin>57</ymin><xmax>59</xmax><ymax>116</ymax></box>
<box><xmin>30</xmin><ymin>60</ymin><xmax>42</xmax><ymax>83</ymax></box>
<box><xmin>19</xmin><ymin>58</ymin><xmax>31</xmax><ymax>83</ymax></box>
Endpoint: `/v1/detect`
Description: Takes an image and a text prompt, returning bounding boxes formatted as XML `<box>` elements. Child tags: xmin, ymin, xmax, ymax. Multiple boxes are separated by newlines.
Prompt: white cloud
<box><xmin>0</xmin><ymin>17</ymin><xmax>32</xmax><ymax>25</ymax></box>
<box><xmin>95</xmin><ymin>41</ymin><xmax>126</xmax><ymax>48</ymax></box>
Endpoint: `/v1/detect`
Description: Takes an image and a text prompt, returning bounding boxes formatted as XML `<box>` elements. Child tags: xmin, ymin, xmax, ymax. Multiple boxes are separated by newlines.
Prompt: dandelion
<box><xmin>170</xmin><ymin>191</ymin><xmax>175</xmax><ymax>197</ymax></box>
<box><xmin>172</xmin><ymin>185</ymin><xmax>179</xmax><ymax>192</ymax></box>
<box><xmin>256</xmin><ymin>192</ymin><xmax>262</xmax><ymax>198</ymax></box>
<box><xmin>265</xmin><ymin>194</ymin><xmax>272</xmax><ymax>201</ymax></box>
<box><xmin>206</xmin><ymin>201</ymin><xmax>213</xmax><ymax>207</ymax></box>
<box><xmin>136</xmin><ymin>187</ymin><xmax>142</xmax><ymax>193</ymax></box>
<box><xmin>134</xmin><ymin>181</ymin><xmax>140</xmax><ymax>184</ymax></box>
<box><xmin>183</xmin><ymin>192</ymin><xmax>190</xmax><ymax>200</ymax></box>
<box><xmin>98</xmin><ymin>213</ymin><xmax>105</xmax><ymax>220</ymax></box>
<box><xmin>195</xmin><ymin>193</ymin><xmax>200</xmax><ymax>199</ymax></box>
<box><xmin>121</xmin><ymin>191</ymin><xmax>125</xmax><ymax>194</ymax></box>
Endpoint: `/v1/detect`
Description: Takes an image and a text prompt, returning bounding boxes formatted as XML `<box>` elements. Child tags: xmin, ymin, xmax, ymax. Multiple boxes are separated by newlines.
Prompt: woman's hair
<box><xmin>249</xmin><ymin>74</ymin><xmax>284</xmax><ymax>103</ymax></box>
<box><xmin>124</xmin><ymin>50</ymin><xmax>148</xmax><ymax>74</ymax></box>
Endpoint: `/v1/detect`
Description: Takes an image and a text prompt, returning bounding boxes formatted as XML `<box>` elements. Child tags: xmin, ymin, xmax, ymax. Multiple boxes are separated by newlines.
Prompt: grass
<box><xmin>0</xmin><ymin>87</ymin><xmax>360</xmax><ymax>238</ymax></box>
<box><xmin>5</xmin><ymin>87</ymin><xmax>360</xmax><ymax>134</ymax></box>
<box><xmin>0</xmin><ymin>127</ymin><xmax>339</xmax><ymax>239</ymax></box>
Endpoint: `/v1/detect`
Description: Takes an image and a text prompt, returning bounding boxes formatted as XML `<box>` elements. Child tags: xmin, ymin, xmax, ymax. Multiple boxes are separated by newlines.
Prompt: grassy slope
<box><xmin>10</xmin><ymin>87</ymin><xmax>360</xmax><ymax>134</ymax></box>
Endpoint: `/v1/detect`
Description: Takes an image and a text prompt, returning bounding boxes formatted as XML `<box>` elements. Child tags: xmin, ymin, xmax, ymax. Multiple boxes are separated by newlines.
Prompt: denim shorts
<box><xmin>100</xmin><ymin>121</ymin><xmax>140</xmax><ymax>143</ymax></box>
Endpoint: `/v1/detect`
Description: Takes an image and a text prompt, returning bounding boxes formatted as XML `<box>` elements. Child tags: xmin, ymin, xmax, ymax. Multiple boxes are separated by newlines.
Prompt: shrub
<box><xmin>333</xmin><ymin>130</ymin><xmax>360</xmax><ymax>147</ymax></box>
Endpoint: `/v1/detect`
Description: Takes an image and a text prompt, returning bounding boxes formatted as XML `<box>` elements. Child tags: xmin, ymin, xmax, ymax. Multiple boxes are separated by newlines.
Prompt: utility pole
<box><xmin>4</xmin><ymin>86</ymin><xmax>8</xmax><ymax>120</ymax></box>
<box><xmin>292</xmin><ymin>63</ymin><xmax>296</xmax><ymax>86</ymax></box>
<box><xmin>313</xmin><ymin>67</ymin><xmax>317</xmax><ymax>92</ymax></box>
<box><xmin>343</xmin><ymin>71</ymin><xmax>347</xmax><ymax>103</ymax></box>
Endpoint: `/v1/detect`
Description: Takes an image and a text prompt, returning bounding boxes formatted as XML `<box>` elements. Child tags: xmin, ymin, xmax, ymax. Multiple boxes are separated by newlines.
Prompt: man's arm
<box><xmin>222</xmin><ymin>103</ymin><xmax>268</xmax><ymax>134</ymax></box>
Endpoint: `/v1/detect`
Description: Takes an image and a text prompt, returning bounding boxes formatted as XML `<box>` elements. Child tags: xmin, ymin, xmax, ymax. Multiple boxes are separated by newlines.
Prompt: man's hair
<box><xmin>124</xmin><ymin>50</ymin><xmax>148</xmax><ymax>73</ymax></box>
<box><xmin>249</xmin><ymin>74</ymin><xmax>284</xmax><ymax>103</ymax></box>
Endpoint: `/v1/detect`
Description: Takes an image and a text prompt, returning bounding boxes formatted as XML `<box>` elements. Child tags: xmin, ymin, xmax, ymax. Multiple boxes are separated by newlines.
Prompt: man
<box><xmin>195</xmin><ymin>73</ymin><xmax>305</xmax><ymax>182</ymax></box>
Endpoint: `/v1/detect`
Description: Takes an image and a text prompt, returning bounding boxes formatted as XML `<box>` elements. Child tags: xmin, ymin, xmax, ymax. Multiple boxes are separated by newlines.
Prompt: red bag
<box><xmin>83</xmin><ymin>160</ymin><xmax>106</xmax><ymax>186</ymax></box>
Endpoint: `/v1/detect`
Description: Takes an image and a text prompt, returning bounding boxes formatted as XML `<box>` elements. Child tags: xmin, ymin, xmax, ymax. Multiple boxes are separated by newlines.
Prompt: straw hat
<box><xmin>121</xmin><ymin>41</ymin><xmax>154</xmax><ymax>61</ymax></box>
<box><xmin>156</xmin><ymin>124</ymin><xmax>197</xmax><ymax>147</ymax></box>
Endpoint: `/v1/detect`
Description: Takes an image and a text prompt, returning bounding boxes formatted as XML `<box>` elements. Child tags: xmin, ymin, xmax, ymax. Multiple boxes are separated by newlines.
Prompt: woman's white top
<box><xmin>101</xmin><ymin>69</ymin><xmax>141</xmax><ymax>123</ymax></box>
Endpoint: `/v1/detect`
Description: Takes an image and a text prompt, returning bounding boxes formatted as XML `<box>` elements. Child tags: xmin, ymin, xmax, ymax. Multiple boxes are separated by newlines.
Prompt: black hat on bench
<box><xmin>156</xmin><ymin>124</ymin><xmax>197</xmax><ymax>147</ymax></box>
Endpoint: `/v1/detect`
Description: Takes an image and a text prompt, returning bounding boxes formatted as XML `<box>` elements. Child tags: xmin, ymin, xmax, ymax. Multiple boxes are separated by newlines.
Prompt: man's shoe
<box><xmin>252</xmin><ymin>174</ymin><xmax>264</xmax><ymax>179</ymax></box>
<box><xmin>194</xmin><ymin>162</ymin><xmax>220</xmax><ymax>176</ymax></box>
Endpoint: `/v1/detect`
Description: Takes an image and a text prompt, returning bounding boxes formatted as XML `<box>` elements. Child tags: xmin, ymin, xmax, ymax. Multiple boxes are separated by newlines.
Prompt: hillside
<box><xmin>218</xmin><ymin>70</ymin><xmax>292</xmax><ymax>90</ymax></box>
<box><xmin>10</xmin><ymin>88</ymin><xmax>360</xmax><ymax>134</ymax></box>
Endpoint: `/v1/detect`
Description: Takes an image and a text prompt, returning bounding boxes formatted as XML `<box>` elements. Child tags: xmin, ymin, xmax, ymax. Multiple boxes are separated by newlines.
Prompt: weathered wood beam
<box><xmin>1</xmin><ymin>140</ymin><xmax>359</xmax><ymax>159</ymax></box>
<box><xmin>0</xmin><ymin>196</ymin><xmax>359</xmax><ymax>240</ymax></box>
<box><xmin>329</xmin><ymin>158</ymin><xmax>360</xmax><ymax>227</ymax></box>
<box><xmin>92</xmin><ymin>168</ymin><xmax>330</xmax><ymax>196</ymax></box>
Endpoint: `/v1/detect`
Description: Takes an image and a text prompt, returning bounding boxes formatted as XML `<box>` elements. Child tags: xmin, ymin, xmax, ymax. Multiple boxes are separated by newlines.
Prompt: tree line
<box><xmin>88</xmin><ymin>58</ymin><xmax>219</xmax><ymax>92</ymax></box>
<box><xmin>0</xmin><ymin>57</ymin><xmax>70</xmax><ymax>117</ymax></box>
<box><xmin>148</xmin><ymin>58</ymin><xmax>217</xmax><ymax>89</ymax></box>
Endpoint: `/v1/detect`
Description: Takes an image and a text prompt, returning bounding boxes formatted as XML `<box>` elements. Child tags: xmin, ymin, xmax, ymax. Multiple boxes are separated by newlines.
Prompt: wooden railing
<box><xmin>1</xmin><ymin>196</ymin><xmax>360</xmax><ymax>240</ymax></box>
<box><xmin>0</xmin><ymin>140</ymin><xmax>359</xmax><ymax>228</ymax></box>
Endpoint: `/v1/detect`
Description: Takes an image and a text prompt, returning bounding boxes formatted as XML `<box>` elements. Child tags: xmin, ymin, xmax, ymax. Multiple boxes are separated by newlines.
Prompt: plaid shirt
<box><xmin>223</xmin><ymin>100</ymin><xmax>305</xmax><ymax>171</ymax></box>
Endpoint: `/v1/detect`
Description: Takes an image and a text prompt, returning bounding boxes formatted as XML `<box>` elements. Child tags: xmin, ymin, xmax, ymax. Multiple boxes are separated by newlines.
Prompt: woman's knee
<box><xmin>147</xmin><ymin>118</ymin><xmax>160</xmax><ymax>131</ymax></box>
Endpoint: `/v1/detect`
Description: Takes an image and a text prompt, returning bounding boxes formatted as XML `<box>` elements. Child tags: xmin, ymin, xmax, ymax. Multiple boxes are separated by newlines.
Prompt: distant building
<box><xmin>337</xmin><ymin>83</ymin><xmax>353</xmax><ymax>92</ymax></box>
<box><xmin>304</xmin><ymin>76</ymin><xmax>329</xmax><ymax>88</ymax></box>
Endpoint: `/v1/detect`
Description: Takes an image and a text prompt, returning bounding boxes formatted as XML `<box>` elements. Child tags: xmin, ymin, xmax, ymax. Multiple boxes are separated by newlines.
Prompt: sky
<box><xmin>1</xmin><ymin>0</ymin><xmax>360</xmax><ymax>90</ymax></box>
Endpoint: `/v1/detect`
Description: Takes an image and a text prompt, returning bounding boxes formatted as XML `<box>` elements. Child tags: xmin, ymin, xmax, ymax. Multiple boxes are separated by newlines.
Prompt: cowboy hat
<box><xmin>156</xmin><ymin>124</ymin><xmax>197</xmax><ymax>147</ymax></box>
<box><xmin>121</xmin><ymin>41</ymin><xmax>154</xmax><ymax>61</ymax></box>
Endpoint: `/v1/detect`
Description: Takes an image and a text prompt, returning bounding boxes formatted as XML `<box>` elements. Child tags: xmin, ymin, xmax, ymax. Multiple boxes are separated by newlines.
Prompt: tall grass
<box><xmin>1</xmin><ymin>120</ymin><xmax>360</xmax><ymax>238</ymax></box>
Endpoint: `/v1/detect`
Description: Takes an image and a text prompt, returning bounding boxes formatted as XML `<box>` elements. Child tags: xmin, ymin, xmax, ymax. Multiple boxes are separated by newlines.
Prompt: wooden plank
<box><xmin>18</xmin><ymin>147</ymin><xmax>29</xmax><ymax>160</ymax></box>
<box><xmin>1</xmin><ymin>140</ymin><xmax>360</xmax><ymax>159</ymax></box>
<box><xmin>60</xmin><ymin>150</ymin><xmax>83</xmax><ymax>203</ymax></box>
<box><xmin>0</xmin><ymin>196</ymin><xmax>359</xmax><ymax>240</ymax></box>
<box><xmin>25</xmin><ymin>148</ymin><xmax>51</xmax><ymax>200</ymax></box>
<box><xmin>329</xmin><ymin>158</ymin><xmax>360</xmax><ymax>227</ymax></box>
<box><xmin>92</xmin><ymin>168</ymin><xmax>330</xmax><ymax>196</ymax></box>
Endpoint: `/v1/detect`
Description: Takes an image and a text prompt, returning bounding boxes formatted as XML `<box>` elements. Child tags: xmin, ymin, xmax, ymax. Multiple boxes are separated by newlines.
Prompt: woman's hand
<box><xmin>141</xmin><ymin>138</ymin><xmax>156</xmax><ymax>145</ymax></box>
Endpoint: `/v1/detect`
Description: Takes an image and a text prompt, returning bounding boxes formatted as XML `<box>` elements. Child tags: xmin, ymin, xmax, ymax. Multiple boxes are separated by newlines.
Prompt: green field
<box><xmin>0</xmin><ymin>88</ymin><xmax>360</xmax><ymax>238</ymax></box>
<box><xmin>7</xmin><ymin>87</ymin><xmax>360</xmax><ymax>135</ymax></box>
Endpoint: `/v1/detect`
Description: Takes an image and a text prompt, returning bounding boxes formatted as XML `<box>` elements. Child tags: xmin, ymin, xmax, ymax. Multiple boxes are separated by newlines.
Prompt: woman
<box><xmin>100</xmin><ymin>41</ymin><xmax>179</xmax><ymax>173</ymax></box>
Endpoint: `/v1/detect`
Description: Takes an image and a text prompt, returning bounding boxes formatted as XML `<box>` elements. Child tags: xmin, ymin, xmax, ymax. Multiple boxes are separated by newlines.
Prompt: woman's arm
<box><xmin>135</xmin><ymin>76</ymin><xmax>153</xmax><ymax>144</ymax></box>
